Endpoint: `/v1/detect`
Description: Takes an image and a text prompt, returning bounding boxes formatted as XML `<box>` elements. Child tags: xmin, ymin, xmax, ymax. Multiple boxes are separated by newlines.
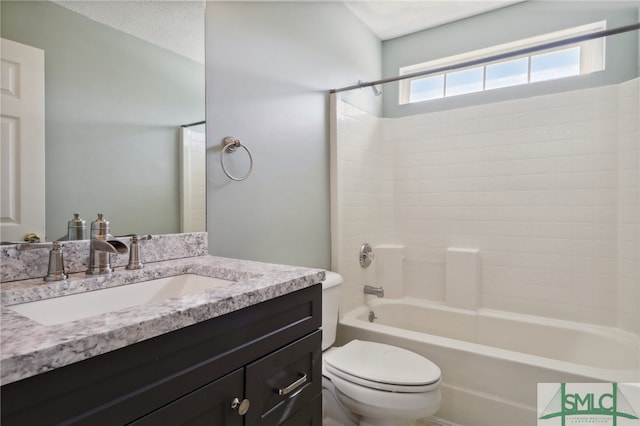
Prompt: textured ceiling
<box><xmin>345</xmin><ymin>0</ymin><xmax>525</xmax><ymax>40</ymax></box>
<box><xmin>52</xmin><ymin>0</ymin><xmax>524</xmax><ymax>62</ymax></box>
<box><xmin>52</xmin><ymin>0</ymin><xmax>205</xmax><ymax>63</ymax></box>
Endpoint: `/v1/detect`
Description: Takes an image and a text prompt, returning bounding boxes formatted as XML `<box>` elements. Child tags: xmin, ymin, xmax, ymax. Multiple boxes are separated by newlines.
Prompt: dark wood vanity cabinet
<box><xmin>131</xmin><ymin>331</ymin><xmax>322</xmax><ymax>426</ymax></box>
<box><xmin>129</xmin><ymin>368</ymin><xmax>246</xmax><ymax>426</ymax></box>
<box><xmin>1</xmin><ymin>284</ymin><xmax>322</xmax><ymax>426</ymax></box>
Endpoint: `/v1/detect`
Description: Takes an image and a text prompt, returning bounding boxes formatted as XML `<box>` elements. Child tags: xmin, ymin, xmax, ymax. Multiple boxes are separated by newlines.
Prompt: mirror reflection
<box><xmin>1</xmin><ymin>0</ymin><xmax>206</xmax><ymax>241</ymax></box>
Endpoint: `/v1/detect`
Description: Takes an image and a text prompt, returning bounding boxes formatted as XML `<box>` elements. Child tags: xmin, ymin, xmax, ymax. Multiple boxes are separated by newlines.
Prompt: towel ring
<box><xmin>221</xmin><ymin>137</ymin><xmax>253</xmax><ymax>181</ymax></box>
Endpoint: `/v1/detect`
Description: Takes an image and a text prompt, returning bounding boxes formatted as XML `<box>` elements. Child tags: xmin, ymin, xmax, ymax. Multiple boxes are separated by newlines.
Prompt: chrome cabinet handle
<box><xmin>231</xmin><ymin>397</ymin><xmax>250</xmax><ymax>415</ymax></box>
<box><xmin>277</xmin><ymin>373</ymin><xmax>307</xmax><ymax>396</ymax></box>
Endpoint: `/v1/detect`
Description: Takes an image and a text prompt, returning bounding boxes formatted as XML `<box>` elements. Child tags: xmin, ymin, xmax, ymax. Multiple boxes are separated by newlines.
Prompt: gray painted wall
<box><xmin>205</xmin><ymin>2</ymin><xmax>381</xmax><ymax>269</ymax></box>
<box><xmin>383</xmin><ymin>1</ymin><xmax>640</xmax><ymax>117</ymax></box>
<box><xmin>1</xmin><ymin>1</ymin><xmax>204</xmax><ymax>240</ymax></box>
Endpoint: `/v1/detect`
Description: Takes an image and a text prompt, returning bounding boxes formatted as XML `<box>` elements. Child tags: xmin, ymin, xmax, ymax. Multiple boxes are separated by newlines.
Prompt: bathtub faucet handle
<box><xmin>364</xmin><ymin>285</ymin><xmax>384</xmax><ymax>298</ymax></box>
<box><xmin>359</xmin><ymin>243</ymin><xmax>374</xmax><ymax>267</ymax></box>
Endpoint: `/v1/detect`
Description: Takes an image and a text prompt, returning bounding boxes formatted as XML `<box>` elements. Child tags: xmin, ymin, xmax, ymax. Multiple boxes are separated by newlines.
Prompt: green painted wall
<box><xmin>205</xmin><ymin>2</ymin><xmax>381</xmax><ymax>269</ymax></box>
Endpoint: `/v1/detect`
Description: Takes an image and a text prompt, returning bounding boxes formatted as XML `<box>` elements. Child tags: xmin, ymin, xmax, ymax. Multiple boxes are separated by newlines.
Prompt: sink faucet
<box><xmin>17</xmin><ymin>241</ymin><xmax>68</xmax><ymax>281</ymax></box>
<box><xmin>363</xmin><ymin>285</ymin><xmax>384</xmax><ymax>298</ymax></box>
<box><xmin>119</xmin><ymin>234</ymin><xmax>152</xmax><ymax>270</ymax></box>
<box><xmin>87</xmin><ymin>238</ymin><xmax>128</xmax><ymax>275</ymax></box>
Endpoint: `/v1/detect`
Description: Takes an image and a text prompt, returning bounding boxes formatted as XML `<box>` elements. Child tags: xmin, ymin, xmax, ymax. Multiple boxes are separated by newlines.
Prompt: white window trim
<box><xmin>399</xmin><ymin>21</ymin><xmax>606</xmax><ymax>105</ymax></box>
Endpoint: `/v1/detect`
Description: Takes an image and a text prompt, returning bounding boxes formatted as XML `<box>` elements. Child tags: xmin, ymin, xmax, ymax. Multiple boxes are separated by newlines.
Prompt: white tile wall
<box><xmin>616</xmin><ymin>78</ymin><xmax>640</xmax><ymax>333</ymax></box>
<box><xmin>332</xmin><ymin>100</ymin><xmax>395</xmax><ymax>315</ymax></box>
<box><xmin>334</xmin><ymin>78</ymin><xmax>639</xmax><ymax>331</ymax></box>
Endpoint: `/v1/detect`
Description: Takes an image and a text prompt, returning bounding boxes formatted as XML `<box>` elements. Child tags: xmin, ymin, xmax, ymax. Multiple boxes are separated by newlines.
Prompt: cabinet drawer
<box><xmin>280</xmin><ymin>394</ymin><xmax>322</xmax><ymax>426</ymax></box>
<box><xmin>245</xmin><ymin>330</ymin><xmax>321</xmax><ymax>426</ymax></box>
<box><xmin>129</xmin><ymin>369</ymin><xmax>244</xmax><ymax>426</ymax></box>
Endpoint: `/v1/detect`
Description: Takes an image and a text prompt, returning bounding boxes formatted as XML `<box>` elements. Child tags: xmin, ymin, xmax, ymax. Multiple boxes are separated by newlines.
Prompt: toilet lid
<box><xmin>325</xmin><ymin>340</ymin><xmax>441</xmax><ymax>387</ymax></box>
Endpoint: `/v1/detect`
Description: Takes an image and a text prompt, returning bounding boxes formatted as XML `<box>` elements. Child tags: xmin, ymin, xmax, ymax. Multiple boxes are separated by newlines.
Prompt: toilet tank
<box><xmin>321</xmin><ymin>271</ymin><xmax>343</xmax><ymax>350</ymax></box>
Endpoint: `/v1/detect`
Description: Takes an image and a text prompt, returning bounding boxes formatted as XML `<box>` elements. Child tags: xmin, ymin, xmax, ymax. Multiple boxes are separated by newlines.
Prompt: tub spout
<box><xmin>364</xmin><ymin>285</ymin><xmax>384</xmax><ymax>298</ymax></box>
<box><xmin>87</xmin><ymin>239</ymin><xmax>128</xmax><ymax>275</ymax></box>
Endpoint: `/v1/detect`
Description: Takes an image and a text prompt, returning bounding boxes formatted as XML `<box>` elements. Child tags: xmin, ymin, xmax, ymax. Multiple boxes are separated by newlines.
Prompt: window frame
<box><xmin>399</xmin><ymin>21</ymin><xmax>607</xmax><ymax>105</ymax></box>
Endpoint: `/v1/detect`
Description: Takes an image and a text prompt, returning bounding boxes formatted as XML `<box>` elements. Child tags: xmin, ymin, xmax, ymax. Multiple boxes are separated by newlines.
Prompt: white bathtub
<box><xmin>338</xmin><ymin>297</ymin><xmax>639</xmax><ymax>426</ymax></box>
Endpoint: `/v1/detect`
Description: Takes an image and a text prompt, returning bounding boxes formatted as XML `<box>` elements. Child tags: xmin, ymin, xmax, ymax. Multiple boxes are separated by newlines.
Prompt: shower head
<box><xmin>358</xmin><ymin>80</ymin><xmax>383</xmax><ymax>97</ymax></box>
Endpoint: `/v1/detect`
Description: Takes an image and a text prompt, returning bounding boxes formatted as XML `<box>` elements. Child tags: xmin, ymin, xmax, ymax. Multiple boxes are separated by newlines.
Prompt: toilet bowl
<box><xmin>321</xmin><ymin>272</ymin><xmax>441</xmax><ymax>426</ymax></box>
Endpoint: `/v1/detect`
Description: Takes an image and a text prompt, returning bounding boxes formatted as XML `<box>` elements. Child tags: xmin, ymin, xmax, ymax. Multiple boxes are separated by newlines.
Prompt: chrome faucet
<box><xmin>121</xmin><ymin>234</ymin><xmax>152</xmax><ymax>270</ymax></box>
<box><xmin>87</xmin><ymin>238</ymin><xmax>128</xmax><ymax>275</ymax></box>
<box><xmin>17</xmin><ymin>241</ymin><xmax>68</xmax><ymax>281</ymax></box>
<box><xmin>364</xmin><ymin>285</ymin><xmax>384</xmax><ymax>298</ymax></box>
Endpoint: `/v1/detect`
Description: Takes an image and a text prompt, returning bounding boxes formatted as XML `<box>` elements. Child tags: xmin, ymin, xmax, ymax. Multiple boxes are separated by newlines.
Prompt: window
<box><xmin>399</xmin><ymin>21</ymin><xmax>606</xmax><ymax>105</ymax></box>
<box><xmin>409</xmin><ymin>75</ymin><xmax>443</xmax><ymax>102</ymax></box>
<box><xmin>530</xmin><ymin>47</ymin><xmax>581</xmax><ymax>82</ymax></box>
<box><xmin>485</xmin><ymin>57</ymin><xmax>528</xmax><ymax>89</ymax></box>
<box><xmin>446</xmin><ymin>66</ymin><xmax>484</xmax><ymax>96</ymax></box>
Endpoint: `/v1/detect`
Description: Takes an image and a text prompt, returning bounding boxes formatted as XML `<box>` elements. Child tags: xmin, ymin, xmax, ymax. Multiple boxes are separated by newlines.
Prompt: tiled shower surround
<box><xmin>333</xmin><ymin>78</ymin><xmax>639</xmax><ymax>333</ymax></box>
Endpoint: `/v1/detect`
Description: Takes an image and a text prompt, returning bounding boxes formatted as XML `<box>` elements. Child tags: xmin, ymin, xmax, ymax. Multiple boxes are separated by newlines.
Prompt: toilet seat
<box><xmin>324</xmin><ymin>340</ymin><xmax>441</xmax><ymax>393</ymax></box>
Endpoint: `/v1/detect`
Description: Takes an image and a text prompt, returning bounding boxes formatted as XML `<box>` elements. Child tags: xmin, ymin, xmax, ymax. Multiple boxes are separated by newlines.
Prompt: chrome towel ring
<box><xmin>221</xmin><ymin>136</ymin><xmax>253</xmax><ymax>181</ymax></box>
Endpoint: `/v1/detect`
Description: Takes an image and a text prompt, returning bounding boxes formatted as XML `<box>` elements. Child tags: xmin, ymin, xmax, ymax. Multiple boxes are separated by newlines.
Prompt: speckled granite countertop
<box><xmin>1</xmin><ymin>255</ymin><xmax>324</xmax><ymax>386</ymax></box>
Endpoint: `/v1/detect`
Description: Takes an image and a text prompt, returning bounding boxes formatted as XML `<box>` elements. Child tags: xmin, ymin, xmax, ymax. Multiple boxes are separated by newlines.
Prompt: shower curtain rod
<box><xmin>181</xmin><ymin>120</ymin><xmax>206</xmax><ymax>128</ymax></box>
<box><xmin>329</xmin><ymin>22</ymin><xmax>640</xmax><ymax>94</ymax></box>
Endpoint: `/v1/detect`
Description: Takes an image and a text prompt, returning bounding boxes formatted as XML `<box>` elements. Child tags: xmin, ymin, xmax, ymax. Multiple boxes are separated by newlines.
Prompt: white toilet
<box><xmin>321</xmin><ymin>272</ymin><xmax>442</xmax><ymax>426</ymax></box>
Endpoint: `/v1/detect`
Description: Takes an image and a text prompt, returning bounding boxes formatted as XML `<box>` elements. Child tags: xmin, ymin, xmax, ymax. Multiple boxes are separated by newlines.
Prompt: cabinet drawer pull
<box><xmin>231</xmin><ymin>397</ymin><xmax>250</xmax><ymax>415</ymax></box>
<box><xmin>277</xmin><ymin>373</ymin><xmax>307</xmax><ymax>396</ymax></box>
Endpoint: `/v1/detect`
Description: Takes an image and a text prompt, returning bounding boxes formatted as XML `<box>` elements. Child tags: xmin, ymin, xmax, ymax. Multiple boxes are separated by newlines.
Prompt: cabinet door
<box><xmin>245</xmin><ymin>330</ymin><xmax>321</xmax><ymax>426</ymax></box>
<box><xmin>279</xmin><ymin>395</ymin><xmax>322</xmax><ymax>426</ymax></box>
<box><xmin>129</xmin><ymin>368</ymin><xmax>244</xmax><ymax>426</ymax></box>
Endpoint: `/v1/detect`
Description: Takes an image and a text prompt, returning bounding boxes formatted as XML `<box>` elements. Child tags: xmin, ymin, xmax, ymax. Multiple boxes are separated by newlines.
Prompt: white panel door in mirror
<box><xmin>0</xmin><ymin>38</ymin><xmax>45</xmax><ymax>242</ymax></box>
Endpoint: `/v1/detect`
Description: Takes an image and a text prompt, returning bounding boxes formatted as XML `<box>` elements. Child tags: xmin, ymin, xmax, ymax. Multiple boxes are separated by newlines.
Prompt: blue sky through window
<box><xmin>446</xmin><ymin>67</ymin><xmax>484</xmax><ymax>96</ymax></box>
<box><xmin>486</xmin><ymin>57</ymin><xmax>529</xmax><ymax>89</ymax></box>
<box><xmin>410</xmin><ymin>75</ymin><xmax>444</xmax><ymax>102</ymax></box>
<box><xmin>407</xmin><ymin>46</ymin><xmax>584</xmax><ymax>101</ymax></box>
<box><xmin>531</xmin><ymin>47</ymin><xmax>580</xmax><ymax>82</ymax></box>
<box><xmin>400</xmin><ymin>21</ymin><xmax>605</xmax><ymax>105</ymax></box>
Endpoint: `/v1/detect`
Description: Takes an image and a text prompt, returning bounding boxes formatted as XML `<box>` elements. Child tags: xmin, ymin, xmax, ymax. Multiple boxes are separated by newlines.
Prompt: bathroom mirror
<box><xmin>1</xmin><ymin>1</ymin><xmax>205</xmax><ymax>241</ymax></box>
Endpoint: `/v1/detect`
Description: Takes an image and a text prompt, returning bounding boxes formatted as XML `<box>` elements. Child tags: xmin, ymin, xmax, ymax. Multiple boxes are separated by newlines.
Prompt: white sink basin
<box><xmin>9</xmin><ymin>274</ymin><xmax>234</xmax><ymax>326</ymax></box>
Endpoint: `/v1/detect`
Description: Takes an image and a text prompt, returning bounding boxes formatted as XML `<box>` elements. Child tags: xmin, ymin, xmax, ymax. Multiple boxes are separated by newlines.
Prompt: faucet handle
<box><xmin>359</xmin><ymin>243</ymin><xmax>374</xmax><ymax>268</ymax></box>
<box><xmin>122</xmin><ymin>234</ymin><xmax>152</xmax><ymax>270</ymax></box>
<box><xmin>17</xmin><ymin>241</ymin><xmax>68</xmax><ymax>281</ymax></box>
